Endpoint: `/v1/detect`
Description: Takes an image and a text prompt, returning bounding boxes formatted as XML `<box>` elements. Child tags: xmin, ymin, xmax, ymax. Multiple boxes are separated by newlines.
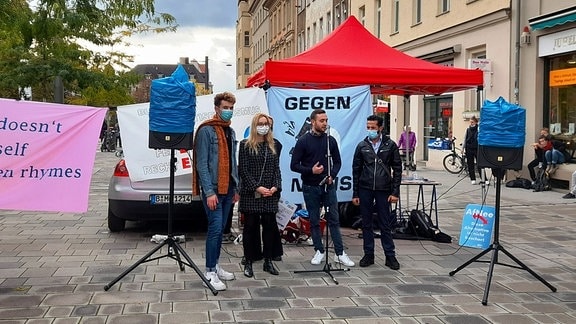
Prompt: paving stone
<box><xmin>245</xmin><ymin>299</ymin><xmax>289</xmax><ymax>309</ymax></box>
<box><xmin>45</xmin><ymin>306</ymin><xmax>74</xmax><ymax>317</ymax></box>
<box><xmin>76</xmin><ymin>316</ymin><xmax>107</xmax><ymax>324</ymax></box>
<box><xmin>0</xmin><ymin>295</ymin><xmax>43</xmax><ymax>308</ymax></box>
<box><xmin>96</xmin><ymin>304</ymin><xmax>123</xmax><ymax>316</ymax></box>
<box><xmin>292</xmin><ymin>286</ymin><xmax>355</xmax><ymax>298</ymax></box>
<box><xmin>438</xmin><ymin>315</ymin><xmax>491</xmax><ymax>324</ymax></box>
<box><xmin>282</xmin><ymin>307</ymin><xmax>330</xmax><ymax>320</ymax></box>
<box><xmin>0</xmin><ymin>307</ymin><xmax>46</xmax><ymax>319</ymax></box>
<box><xmin>106</xmin><ymin>314</ymin><xmax>158</xmax><ymax>324</ymax></box>
<box><xmin>41</xmin><ymin>293</ymin><xmax>92</xmax><ymax>306</ymax></box>
<box><xmin>390</xmin><ymin>283</ymin><xmax>455</xmax><ymax>295</ymax></box>
<box><xmin>250</xmin><ymin>286</ymin><xmax>294</xmax><ymax>298</ymax></box>
<box><xmin>171</xmin><ymin>301</ymin><xmax>219</xmax><ymax>313</ymax></box>
<box><xmin>394</xmin><ymin>305</ymin><xmax>443</xmax><ymax>316</ymax></box>
<box><xmin>206</xmin><ymin>310</ymin><xmax>234</xmax><ymax>323</ymax></box>
<box><xmin>327</xmin><ymin>306</ymin><xmax>375</xmax><ymax>318</ymax></box>
<box><xmin>234</xmin><ymin>309</ymin><xmax>283</xmax><ymax>321</ymax></box>
<box><xmin>71</xmin><ymin>305</ymin><xmax>98</xmax><ymax>316</ymax></box>
<box><xmin>90</xmin><ymin>291</ymin><xmax>160</xmax><ymax>304</ymax></box>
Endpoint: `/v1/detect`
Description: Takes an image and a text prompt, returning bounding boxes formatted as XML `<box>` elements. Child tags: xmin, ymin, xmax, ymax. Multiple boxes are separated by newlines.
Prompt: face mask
<box><xmin>256</xmin><ymin>125</ymin><xmax>270</xmax><ymax>135</ymax></box>
<box><xmin>367</xmin><ymin>130</ymin><xmax>379</xmax><ymax>140</ymax></box>
<box><xmin>220</xmin><ymin>109</ymin><xmax>233</xmax><ymax>121</ymax></box>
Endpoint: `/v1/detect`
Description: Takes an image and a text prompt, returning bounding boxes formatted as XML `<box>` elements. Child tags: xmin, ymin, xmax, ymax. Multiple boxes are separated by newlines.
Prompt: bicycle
<box><xmin>442</xmin><ymin>137</ymin><xmax>468</xmax><ymax>175</ymax></box>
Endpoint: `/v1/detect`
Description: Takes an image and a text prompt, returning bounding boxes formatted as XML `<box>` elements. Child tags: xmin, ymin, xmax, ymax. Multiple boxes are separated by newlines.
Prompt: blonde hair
<box><xmin>245</xmin><ymin>113</ymin><xmax>277</xmax><ymax>155</ymax></box>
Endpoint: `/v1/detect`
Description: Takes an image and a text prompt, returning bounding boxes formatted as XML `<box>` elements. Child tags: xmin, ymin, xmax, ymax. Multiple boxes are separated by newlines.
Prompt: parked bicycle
<box><xmin>443</xmin><ymin>137</ymin><xmax>468</xmax><ymax>175</ymax></box>
<box><xmin>100</xmin><ymin>128</ymin><xmax>117</xmax><ymax>152</ymax></box>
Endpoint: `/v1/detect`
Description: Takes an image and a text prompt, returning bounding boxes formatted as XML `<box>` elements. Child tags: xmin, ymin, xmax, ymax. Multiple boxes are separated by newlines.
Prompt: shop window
<box><xmin>548</xmin><ymin>53</ymin><xmax>576</xmax><ymax>161</ymax></box>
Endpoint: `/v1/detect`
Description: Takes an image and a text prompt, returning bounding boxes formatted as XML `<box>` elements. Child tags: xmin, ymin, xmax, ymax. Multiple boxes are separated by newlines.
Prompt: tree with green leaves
<box><xmin>0</xmin><ymin>0</ymin><xmax>177</xmax><ymax>106</ymax></box>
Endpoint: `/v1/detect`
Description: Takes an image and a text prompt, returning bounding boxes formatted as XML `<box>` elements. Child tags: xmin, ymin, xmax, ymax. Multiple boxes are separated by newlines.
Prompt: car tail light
<box><xmin>113</xmin><ymin>159</ymin><xmax>129</xmax><ymax>177</ymax></box>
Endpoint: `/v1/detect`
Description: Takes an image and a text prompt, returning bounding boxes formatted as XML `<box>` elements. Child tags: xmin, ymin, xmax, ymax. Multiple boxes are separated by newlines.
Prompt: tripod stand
<box><xmin>104</xmin><ymin>149</ymin><xmax>218</xmax><ymax>295</ymax></box>
<box><xmin>293</xmin><ymin>200</ymin><xmax>349</xmax><ymax>284</ymax></box>
<box><xmin>449</xmin><ymin>168</ymin><xmax>556</xmax><ymax>305</ymax></box>
<box><xmin>293</xmin><ymin>126</ymin><xmax>349</xmax><ymax>284</ymax></box>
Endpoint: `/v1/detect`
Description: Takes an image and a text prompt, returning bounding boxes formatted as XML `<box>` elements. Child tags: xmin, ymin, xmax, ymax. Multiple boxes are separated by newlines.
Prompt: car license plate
<box><xmin>150</xmin><ymin>194</ymin><xmax>193</xmax><ymax>205</ymax></box>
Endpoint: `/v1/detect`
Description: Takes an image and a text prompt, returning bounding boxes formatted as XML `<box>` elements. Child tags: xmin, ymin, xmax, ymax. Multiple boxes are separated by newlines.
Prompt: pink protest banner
<box><xmin>0</xmin><ymin>99</ymin><xmax>106</xmax><ymax>213</ymax></box>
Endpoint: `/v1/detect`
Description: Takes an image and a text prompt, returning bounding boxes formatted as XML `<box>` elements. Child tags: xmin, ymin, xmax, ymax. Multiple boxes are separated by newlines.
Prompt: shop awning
<box><xmin>529</xmin><ymin>7</ymin><xmax>576</xmax><ymax>31</ymax></box>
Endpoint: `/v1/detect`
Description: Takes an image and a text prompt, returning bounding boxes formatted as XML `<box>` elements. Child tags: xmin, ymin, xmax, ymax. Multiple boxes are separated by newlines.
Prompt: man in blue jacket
<box><xmin>352</xmin><ymin>115</ymin><xmax>402</xmax><ymax>270</ymax></box>
<box><xmin>193</xmin><ymin>92</ymin><xmax>239</xmax><ymax>291</ymax></box>
<box><xmin>290</xmin><ymin>109</ymin><xmax>355</xmax><ymax>267</ymax></box>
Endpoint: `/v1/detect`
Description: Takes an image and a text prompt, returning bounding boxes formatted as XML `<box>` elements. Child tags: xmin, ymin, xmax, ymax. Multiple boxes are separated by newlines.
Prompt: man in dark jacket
<box><xmin>352</xmin><ymin>115</ymin><xmax>402</xmax><ymax>270</ymax></box>
<box><xmin>290</xmin><ymin>109</ymin><xmax>355</xmax><ymax>267</ymax></box>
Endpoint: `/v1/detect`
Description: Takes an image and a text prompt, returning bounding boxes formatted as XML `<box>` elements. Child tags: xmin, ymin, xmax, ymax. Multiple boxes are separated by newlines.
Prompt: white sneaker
<box><xmin>485</xmin><ymin>180</ymin><xmax>490</xmax><ymax>185</ymax></box>
<box><xmin>334</xmin><ymin>252</ymin><xmax>355</xmax><ymax>267</ymax></box>
<box><xmin>311</xmin><ymin>250</ymin><xmax>325</xmax><ymax>265</ymax></box>
<box><xmin>216</xmin><ymin>264</ymin><xmax>235</xmax><ymax>281</ymax></box>
<box><xmin>471</xmin><ymin>180</ymin><xmax>477</xmax><ymax>185</ymax></box>
<box><xmin>203</xmin><ymin>271</ymin><xmax>226</xmax><ymax>291</ymax></box>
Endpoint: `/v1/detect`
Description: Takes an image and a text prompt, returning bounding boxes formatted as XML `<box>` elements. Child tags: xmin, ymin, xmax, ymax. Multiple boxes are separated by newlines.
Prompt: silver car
<box><xmin>107</xmin><ymin>159</ymin><xmax>206</xmax><ymax>232</ymax></box>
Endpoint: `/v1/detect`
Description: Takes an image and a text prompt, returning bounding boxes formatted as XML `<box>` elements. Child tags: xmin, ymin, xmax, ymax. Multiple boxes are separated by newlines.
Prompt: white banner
<box><xmin>266</xmin><ymin>86</ymin><xmax>372</xmax><ymax>204</ymax></box>
<box><xmin>117</xmin><ymin>87</ymin><xmax>268</xmax><ymax>182</ymax></box>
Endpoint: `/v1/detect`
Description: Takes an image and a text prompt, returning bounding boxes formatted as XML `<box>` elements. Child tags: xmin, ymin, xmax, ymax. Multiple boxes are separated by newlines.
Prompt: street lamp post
<box><xmin>204</xmin><ymin>56</ymin><xmax>209</xmax><ymax>93</ymax></box>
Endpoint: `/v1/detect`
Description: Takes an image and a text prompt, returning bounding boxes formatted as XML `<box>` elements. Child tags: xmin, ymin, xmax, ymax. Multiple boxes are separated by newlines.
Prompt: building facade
<box><xmin>237</xmin><ymin>0</ymin><xmax>576</xmax><ymax>186</ymax></box>
<box><xmin>131</xmin><ymin>57</ymin><xmax>209</xmax><ymax>103</ymax></box>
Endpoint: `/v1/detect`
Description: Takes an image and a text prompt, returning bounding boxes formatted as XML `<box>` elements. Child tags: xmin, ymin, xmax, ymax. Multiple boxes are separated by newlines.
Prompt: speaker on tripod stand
<box><xmin>104</xmin><ymin>65</ymin><xmax>219</xmax><ymax>295</ymax></box>
<box><xmin>449</xmin><ymin>96</ymin><xmax>556</xmax><ymax>305</ymax></box>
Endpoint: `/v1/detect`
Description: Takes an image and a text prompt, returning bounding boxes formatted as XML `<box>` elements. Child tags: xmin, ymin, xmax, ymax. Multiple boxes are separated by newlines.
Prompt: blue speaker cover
<box><xmin>478</xmin><ymin>96</ymin><xmax>525</xmax><ymax>148</ymax></box>
<box><xmin>149</xmin><ymin>64</ymin><xmax>196</xmax><ymax>133</ymax></box>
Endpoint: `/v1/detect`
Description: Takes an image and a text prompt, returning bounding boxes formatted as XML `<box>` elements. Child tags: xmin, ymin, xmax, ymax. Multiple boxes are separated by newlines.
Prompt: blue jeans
<box><xmin>201</xmin><ymin>187</ymin><xmax>234</xmax><ymax>272</ymax></box>
<box><xmin>545</xmin><ymin>149</ymin><xmax>565</xmax><ymax>165</ymax></box>
<box><xmin>358</xmin><ymin>188</ymin><xmax>396</xmax><ymax>257</ymax></box>
<box><xmin>302</xmin><ymin>184</ymin><xmax>344</xmax><ymax>255</ymax></box>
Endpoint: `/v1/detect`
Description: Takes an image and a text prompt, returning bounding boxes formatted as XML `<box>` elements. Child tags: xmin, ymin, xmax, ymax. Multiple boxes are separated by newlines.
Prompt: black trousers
<box><xmin>465</xmin><ymin>149</ymin><xmax>483</xmax><ymax>181</ymax></box>
<box><xmin>242</xmin><ymin>212</ymin><xmax>283</xmax><ymax>262</ymax></box>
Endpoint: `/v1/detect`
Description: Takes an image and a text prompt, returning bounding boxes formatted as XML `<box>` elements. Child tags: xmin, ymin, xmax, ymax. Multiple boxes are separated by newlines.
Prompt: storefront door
<box><xmin>423</xmin><ymin>95</ymin><xmax>453</xmax><ymax>160</ymax></box>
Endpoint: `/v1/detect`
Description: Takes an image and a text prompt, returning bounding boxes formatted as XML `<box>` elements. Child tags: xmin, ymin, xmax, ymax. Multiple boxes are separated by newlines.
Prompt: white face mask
<box><xmin>256</xmin><ymin>125</ymin><xmax>270</xmax><ymax>135</ymax></box>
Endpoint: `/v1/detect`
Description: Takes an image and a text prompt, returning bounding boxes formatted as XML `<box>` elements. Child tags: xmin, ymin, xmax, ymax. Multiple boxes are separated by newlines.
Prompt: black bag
<box><xmin>432</xmin><ymin>231</ymin><xmax>452</xmax><ymax>243</ymax></box>
<box><xmin>409</xmin><ymin>209</ymin><xmax>436</xmax><ymax>238</ymax></box>
<box><xmin>409</xmin><ymin>209</ymin><xmax>453</xmax><ymax>243</ymax></box>
<box><xmin>532</xmin><ymin>169</ymin><xmax>551</xmax><ymax>192</ymax></box>
<box><xmin>505</xmin><ymin>178</ymin><xmax>533</xmax><ymax>189</ymax></box>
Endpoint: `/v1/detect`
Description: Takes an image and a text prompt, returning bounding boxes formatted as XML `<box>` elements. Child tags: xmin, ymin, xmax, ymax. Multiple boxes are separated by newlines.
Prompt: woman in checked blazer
<box><xmin>238</xmin><ymin>113</ymin><xmax>283</xmax><ymax>277</ymax></box>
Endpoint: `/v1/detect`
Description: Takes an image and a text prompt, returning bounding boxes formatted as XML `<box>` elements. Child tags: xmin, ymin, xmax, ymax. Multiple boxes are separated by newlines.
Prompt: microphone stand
<box><xmin>294</xmin><ymin>126</ymin><xmax>349</xmax><ymax>284</ymax></box>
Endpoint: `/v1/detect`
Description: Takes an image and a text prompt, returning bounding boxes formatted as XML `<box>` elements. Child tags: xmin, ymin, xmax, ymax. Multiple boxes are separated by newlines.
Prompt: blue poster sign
<box><xmin>458</xmin><ymin>204</ymin><xmax>496</xmax><ymax>249</ymax></box>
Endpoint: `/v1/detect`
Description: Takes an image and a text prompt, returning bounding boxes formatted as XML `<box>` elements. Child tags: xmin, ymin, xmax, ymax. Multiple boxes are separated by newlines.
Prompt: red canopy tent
<box><xmin>247</xmin><ymin>16</ymin><xmax>483</xmax><ymax>95</ymax></box>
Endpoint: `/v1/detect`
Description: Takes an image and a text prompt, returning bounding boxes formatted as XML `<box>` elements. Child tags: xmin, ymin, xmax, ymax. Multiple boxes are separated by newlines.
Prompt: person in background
<box><xmin>527</xmin><ymin>131</ymin><xmax>553</xmax><ymax>185</ymax></box>
<box><xmin>398</xmin><ymin>125</ymin><xmax>416</xmax><ymax>171</ymax></box>
<box><xmin>463</xmin><ymin>116</ymin><xmax>484</xmax><ymax>185</ymax></box>
<box><xmin>545</xmin><ymin>134</ymin><xmax>569</xmax><ymax>175</ymax></box>
<box><xmin>352</xmin><ymin>115</ymin><xmax>402</xmax><ymax>270</ymax></box>
<box><xmin>238</xmin><ymin>113</ymin><xmax>283</xmax><ymax>277</ymax></box>
<box><xmin>193</xmin><ymin>92</ymin><xmax>239</xmax><ymax>291</ymax></box>
<box><xmin>114</xmin><ymin>122</ymin><xmax>121</xmax><ymax>148</ymax></box>
<box><xmin>290</xmin><ymin>109</ymin><xmax>355</xmax><ymax>267</ymax></box>
<box><xmin>99</xmin><ymin>120</ymin><xmax>108</xmax><ymax>143</ymax></box>
<box><xmin>562</xmin><ymin>170</ymin><xmax>576</xmax><ymax>199</ymax></box>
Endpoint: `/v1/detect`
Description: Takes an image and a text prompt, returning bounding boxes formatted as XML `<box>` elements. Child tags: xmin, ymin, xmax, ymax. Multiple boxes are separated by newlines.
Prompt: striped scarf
<box><xmin>192</xmin><ymin>115</ymin><xmax>231</xmax><ymax>195</ymax></box>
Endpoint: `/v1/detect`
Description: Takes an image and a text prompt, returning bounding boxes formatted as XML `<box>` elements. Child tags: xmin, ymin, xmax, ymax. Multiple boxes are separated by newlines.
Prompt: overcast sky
<box><xmin>123</xmin><ymin>0</ymin><xmax>238</xmax><ymax>93</ymax></box>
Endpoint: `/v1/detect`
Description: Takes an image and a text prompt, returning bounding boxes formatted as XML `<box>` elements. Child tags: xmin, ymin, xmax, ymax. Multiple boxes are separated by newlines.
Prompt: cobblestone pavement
<box><xmin>1</xmin><ymin>151</ymin><xmax>575</xmax><ymax>323</ymax></box>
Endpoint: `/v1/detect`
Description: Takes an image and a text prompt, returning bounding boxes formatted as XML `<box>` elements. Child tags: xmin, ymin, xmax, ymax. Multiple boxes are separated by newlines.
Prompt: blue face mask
<box><xmin>220</xmin><ymin>109</ymin><xmax>233</xmax><ymax>121</ymax></box>
<box><xmin>367</xmin><ymin>130</ymin><xmax>379</xmax><ymax>140</ymax></box>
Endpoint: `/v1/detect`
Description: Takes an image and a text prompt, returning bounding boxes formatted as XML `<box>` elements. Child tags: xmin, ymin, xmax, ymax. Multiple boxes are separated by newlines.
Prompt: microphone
<box><xmin>319</xmin><ymin>175</ymin><xmax>329</xmax><ymax>186</ymax></box>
